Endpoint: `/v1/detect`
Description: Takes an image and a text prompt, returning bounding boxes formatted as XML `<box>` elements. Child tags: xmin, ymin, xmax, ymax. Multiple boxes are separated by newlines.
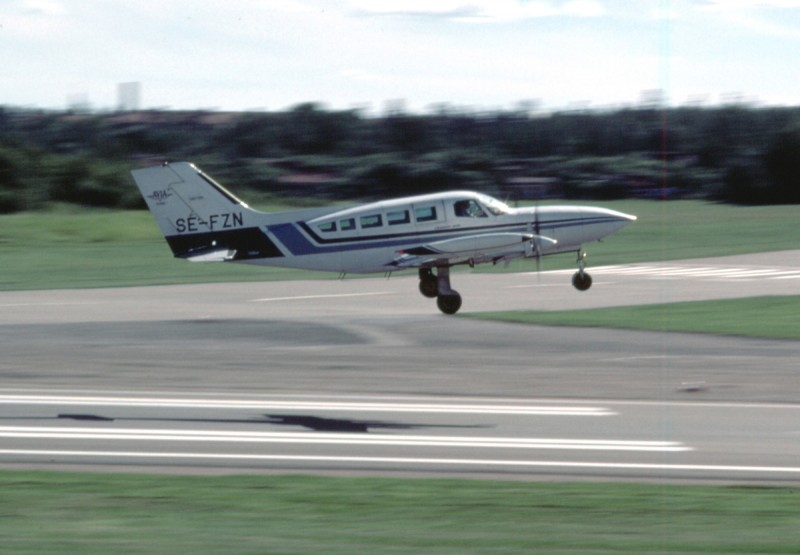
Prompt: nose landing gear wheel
<box><xmin>572</xmin><ymin>271</ymin><xmax>592</xmax><ymax>291</ymax></box>
<box><xmin>571</xmin><ymin>248</ymin><xmax>592</xmax><ymax>291</ymax></box>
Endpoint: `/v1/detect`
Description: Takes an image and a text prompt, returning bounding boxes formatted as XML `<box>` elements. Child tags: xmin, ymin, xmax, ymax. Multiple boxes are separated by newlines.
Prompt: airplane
<box><xmin>132</xmin><ymin>161</ymin><xmax>636</xmax><ymax>314</ymax></box>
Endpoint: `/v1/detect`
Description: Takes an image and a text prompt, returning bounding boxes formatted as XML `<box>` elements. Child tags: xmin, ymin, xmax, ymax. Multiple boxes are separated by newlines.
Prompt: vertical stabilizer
<box><xmin>132</xmin><ymin>162</ymin><xmax>279</xmax><ymax>261</ymax></box>
<box><xmin>132</xmin><ymin>162</ymin><xmax>252</xmax><ymax>237</ymax></box>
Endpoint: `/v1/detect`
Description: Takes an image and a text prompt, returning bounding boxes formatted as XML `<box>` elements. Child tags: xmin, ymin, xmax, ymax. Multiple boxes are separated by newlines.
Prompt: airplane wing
<box><xmin>389</xmin><ymin>232</ymin><xmax>557</xmax><ymax>269</ymax></box>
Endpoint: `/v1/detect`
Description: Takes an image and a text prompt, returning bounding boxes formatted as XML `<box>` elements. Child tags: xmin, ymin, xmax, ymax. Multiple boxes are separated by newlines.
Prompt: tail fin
<box><xmin>132</xmin><ymin>162</ymin><xmax>278</xmax><ymax>261</ymax></box>
<box><xmin>132</xmin><ymin>161</ymin><xmax>251</xmax><ymax>234</ymax></box>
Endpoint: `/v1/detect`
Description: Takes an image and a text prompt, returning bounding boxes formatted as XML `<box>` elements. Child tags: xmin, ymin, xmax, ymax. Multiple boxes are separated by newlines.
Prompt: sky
<box><xmin>2</xmin><ymin>0</ymin><xmax>800</xmax><ymax>113</ymax></box>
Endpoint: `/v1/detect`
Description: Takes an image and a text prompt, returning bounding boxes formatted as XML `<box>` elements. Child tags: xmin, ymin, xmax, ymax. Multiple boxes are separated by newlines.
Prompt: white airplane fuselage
<box><xmin>231</xmin><ymin>196</ymin><xmax>633</xmax><ymax>274</ymax></box>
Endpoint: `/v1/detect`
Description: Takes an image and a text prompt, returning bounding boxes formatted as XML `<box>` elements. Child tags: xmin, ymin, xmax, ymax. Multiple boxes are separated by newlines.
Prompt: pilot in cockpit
<box><xmin>454</xmin><ymin>199</ymin><xmax>487</xmax><ymax>218</ymax></box>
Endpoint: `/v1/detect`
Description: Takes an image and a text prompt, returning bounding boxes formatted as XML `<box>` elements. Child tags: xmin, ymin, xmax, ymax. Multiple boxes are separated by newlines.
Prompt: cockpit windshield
<box><xmin>478</xmin><ymin>195</ymin><xmax>511</xmax><ymax>216</ymax></box>
<box><xmin>454</xmin><ymin>195</ymin><xmax>511</xmax><ymax>218</ymax></box>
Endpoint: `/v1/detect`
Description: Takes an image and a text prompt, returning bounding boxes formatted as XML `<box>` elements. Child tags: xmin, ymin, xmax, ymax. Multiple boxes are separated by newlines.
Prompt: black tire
<box><xmin>437</xmin><ymin>293</ymin><xmax>462</xmax><ymax>315</ymax></box>
<box><xmin>572</xmin><ymin>271</ymin><xmax>593</xmax><ymax>291</ymax></box>
<box><xmin>419</xmin><ymin>278</ymin><xmax>438</xmax><ymax>298</ymax></box>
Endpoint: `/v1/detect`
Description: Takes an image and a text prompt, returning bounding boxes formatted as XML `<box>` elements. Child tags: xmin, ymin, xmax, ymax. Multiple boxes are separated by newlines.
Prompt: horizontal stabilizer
<box><xmin>183</xmin><ymin>248</ymin><xmax>236</xmax><ymax>262</ymax></box>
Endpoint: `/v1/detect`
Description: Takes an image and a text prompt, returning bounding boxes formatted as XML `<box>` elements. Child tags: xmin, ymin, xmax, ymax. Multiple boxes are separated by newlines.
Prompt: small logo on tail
<box><xmin>147</xmin><ymin>190</ymin><xmax>173</xmax><ymax>204</ymax></box>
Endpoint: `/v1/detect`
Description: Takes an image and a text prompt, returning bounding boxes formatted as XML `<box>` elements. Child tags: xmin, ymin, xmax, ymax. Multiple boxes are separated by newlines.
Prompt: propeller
<box><xmin>530</xmin><ymin>204</ymin><xmax>543</xmax><ymax>274</ymax></box>
<box><xmin>523</xmin><ymin>204</ymin><xmax>558</xmax><ymax>274</ymax></box>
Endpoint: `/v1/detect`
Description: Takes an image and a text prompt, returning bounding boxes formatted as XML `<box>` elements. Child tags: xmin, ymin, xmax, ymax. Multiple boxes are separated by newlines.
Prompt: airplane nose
<box><xmin>582</xmin><ymin>207</ymin><xmax>636</xmax><ymax>237</ymax></box>
<box><xmin>610</xmin><ymin>208</ymin><xmax>637</xmax><ymax>222</ymax></box>
<box><xmin>590</xmin><ymin>207</ymin><xmax>636</xmax><ymax>222</ymax></box>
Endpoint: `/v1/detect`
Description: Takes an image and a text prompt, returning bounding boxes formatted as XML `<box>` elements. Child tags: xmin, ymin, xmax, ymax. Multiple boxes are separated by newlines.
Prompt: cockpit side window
<box><xmin>454</xmin><ymin>199</ymin><xmax>487</xmax><ymax>218</ymax></box>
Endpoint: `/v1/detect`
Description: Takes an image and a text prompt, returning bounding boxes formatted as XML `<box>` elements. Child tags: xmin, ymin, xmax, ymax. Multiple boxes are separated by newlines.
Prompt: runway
<box><xmin>2</xmin><ymin>392</ymin><xmax>800</xmax><ymax>482</ymax></box>
<box><xmin>1</xmin><ymin>250</ymin><xmax>799</xmax><ymax>482</ymax></box>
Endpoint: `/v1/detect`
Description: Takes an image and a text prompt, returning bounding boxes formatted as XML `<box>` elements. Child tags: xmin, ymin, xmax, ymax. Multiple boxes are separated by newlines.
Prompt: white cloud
<box><xmin>700</xmin><ymin>0</ymin><xmax>800</xmax><ymax>8</ymax></box>
<box><xmin>0</xmin><ymin>0</ymin><xmax>72</xmax><ymax>38</ymax></box>
<box><xmin>562</xmin><ymin>0</ymin><xmax>606</xmax><ymax>18</ymax></box>
<box><xmin>345</xmin><ymin>0</ymin><xmax>605</xmax><ymax>22</ymax></box>
<box><xmin>16</xmin><ymin>0</ymin><xmax>67</xmax><ymax>16</ymax></box>
<box><xmin>340</xmin><ymin>68</ymin><xmax>381</xmax><ymax>82</ymax></box>
<box><xmin>696</xmin><ymin>0</ymin><xmax>800</xmax><ymax>39</ymax></box>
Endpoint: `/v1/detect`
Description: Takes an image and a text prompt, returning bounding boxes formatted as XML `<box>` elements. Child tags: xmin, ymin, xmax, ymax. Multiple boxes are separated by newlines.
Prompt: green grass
<box><xmin>1</xmin><ymin>471</ymin><xmax>798</xmax><ymax>554</ymax></box>
<box><xmin>464</xmin><ymin>296</ymin><xmax>800</xmax><ymax>340</ymax></box>
<box><xmin>0</xmin><ymin>204</ymin><xmax>329</xmax><ymax>290</ymax></box>
<box><xmin>2</xmin><ymin>200</ymin><xmax>800</xmax><ymax>290</ymax></box>
<box><xmin>587</xmin><ymin>199</ymin><xmax>800</xmax><ymax>264</ymax></box>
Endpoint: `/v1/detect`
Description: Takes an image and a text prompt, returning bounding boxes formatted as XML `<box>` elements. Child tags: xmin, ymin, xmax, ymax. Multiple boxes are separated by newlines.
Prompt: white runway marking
<box><xmin>0</xmin><ymin>427</ymin><xmax>690</xmax><ymax>452</ymax></box>
<box><xmin>4</xmin><ymin>449</ymin><xmax>800</xmax><ymax>476</ymax></box>
<box><xmin>252</xmin><ymin>292</ymin><xmax>390</xmax><ymax>302</ymax></box>
<box><xmin>0</xmin><ymin>394</ymin><xmax>615</xmax><ymax>416</ymax></box>
<box><xmin>580</xmin><ymin>264</ymin><xmax>800</xmax><ymax>281</ymax></box>
<box><xmin>0</xmin><ymin>302</ymin><xmax>98</xmax><ymax>308</ymax></box>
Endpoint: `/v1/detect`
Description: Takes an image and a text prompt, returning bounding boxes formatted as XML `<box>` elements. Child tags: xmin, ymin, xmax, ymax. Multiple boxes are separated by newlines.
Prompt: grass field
<box><xmin>0</xmin><ymin>203</ymin><xmax>329</xmax><ymax>290</ymax></box>
<box><xmin>2</xmin><ymin>200</ymin><xmax>800</xmax><ymax>290</ymax></box>
<box><xmin>464</xmin><ymin>295</ymin><xmax>800</xmax><ymax>340</ymax></box>
<box><xmin>2</xmin><ymin>471</ymin><xmax>799</xmax><ymax>555</ymax></box>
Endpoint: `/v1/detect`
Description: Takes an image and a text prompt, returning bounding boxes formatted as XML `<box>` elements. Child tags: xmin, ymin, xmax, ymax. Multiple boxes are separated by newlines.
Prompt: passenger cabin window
<box><xmin>360</xmin><ymin>214</ymin><xmax>382</xmax><ymax>229</ymax></box>
<box><xmin>414</xmin><ymin>205</ymin><xmax>438</xmax><ymax>223</ymax></box>
<box><xmin>387</xmin><ymin>209</ymin><xmax>410</xmax><ymax>226</ymax></box>
<box><xmin>318</xmin><ymin>221</ymin><xmax>337</xmax><ymax>233</ymax></box>
<box><xmin>340</xmin><ymin>218</ymin><xmax>356</xmax><ymax>231</ymax></box>
<box><xmin>454</xmin><ymin>199</ymin><xmax>487</xmax><ymax>218</ymax></box>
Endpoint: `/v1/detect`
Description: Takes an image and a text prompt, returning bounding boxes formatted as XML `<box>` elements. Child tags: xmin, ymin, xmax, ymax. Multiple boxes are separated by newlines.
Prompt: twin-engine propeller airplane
<box><xmin>132</xmin><ymin>162</ymin><xmax>636</xmax><ymax>314</ymax></box>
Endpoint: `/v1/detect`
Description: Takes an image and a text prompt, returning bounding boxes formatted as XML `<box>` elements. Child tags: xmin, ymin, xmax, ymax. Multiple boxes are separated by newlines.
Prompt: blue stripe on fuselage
<box><xmin>267</xmin><ymin>223</ymin><xmax>321</xmax><ymax>255</ymax></box>
<box><xmin>268</xmin><ymin>222</ymin><xmax>480</xmax><ymax>256</ymax></box>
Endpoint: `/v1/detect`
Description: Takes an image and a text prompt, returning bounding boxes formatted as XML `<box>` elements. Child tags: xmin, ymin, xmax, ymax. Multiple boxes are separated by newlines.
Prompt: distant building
<box><xmin>117</xmin><ymin>82</ymin><xmax>141</xmax><ymax>111</ymax></box>
<box><xmin>67</xmin><ymin>92</ymin><xmax>90</xmax><ymax>113</ymax></box>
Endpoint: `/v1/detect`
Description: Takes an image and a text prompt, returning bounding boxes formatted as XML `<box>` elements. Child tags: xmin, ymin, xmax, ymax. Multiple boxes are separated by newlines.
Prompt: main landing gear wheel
<box><xmin>418</xmin><ymin>269</ymin><xmax>438</xmax><ymax>298</ymax></box>
<box><xmin>437</xmin><ymin>293</ymin><xmax>462</xmax><ymax>315</ymax></box>
<box><xmin>572</xmin><ymin>271</ymin><xmax>593</xmax><ymax>291</ymax></box>
<box><xmin>421</xmin><ymin>266</ymin><xmax>463</xmax><ymax>315</ymax></box>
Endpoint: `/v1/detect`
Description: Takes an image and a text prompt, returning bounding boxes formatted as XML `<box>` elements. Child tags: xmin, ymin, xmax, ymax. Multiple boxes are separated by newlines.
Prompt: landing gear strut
<box><xmin>572</xmin><ymin>250</ymin><xmax>593</xmax><ymax>291</ymax></box>
<box><xmin>419</xmin><ymin>267</ymin><xmax>462</xmax><ymax>315</ymax></box>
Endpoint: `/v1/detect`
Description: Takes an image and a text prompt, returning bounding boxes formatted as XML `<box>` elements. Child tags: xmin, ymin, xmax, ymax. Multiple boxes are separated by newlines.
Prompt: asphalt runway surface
<box><xmin>1</xmin><ymin>250</ymin><xmax>799</xmax><ymax>483</ymax></box>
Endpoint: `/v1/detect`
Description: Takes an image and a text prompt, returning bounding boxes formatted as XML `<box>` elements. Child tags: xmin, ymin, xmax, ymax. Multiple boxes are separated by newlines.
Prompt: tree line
<box><xmin>1</xmin><ymin>102</ymin><xmax>799</xmax><ymax>213</ymax></box>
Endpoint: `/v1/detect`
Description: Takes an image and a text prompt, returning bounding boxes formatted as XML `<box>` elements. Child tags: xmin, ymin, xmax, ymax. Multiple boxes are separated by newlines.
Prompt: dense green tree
<box><xmin>2</xmin><ymin>104</ymin><xmax>800</xmax><ymax>212</ymax></box>
<box><xmin>764</xmin><ymin>127</ymin><xmax>800</xmax><ymax>203</ymax></box>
